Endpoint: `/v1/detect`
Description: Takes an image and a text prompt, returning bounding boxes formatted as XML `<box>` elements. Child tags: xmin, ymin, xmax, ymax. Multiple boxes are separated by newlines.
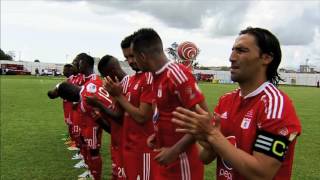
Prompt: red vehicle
<box><xmin>1</xmin><ymin>64</ymin><xmax>31</xmax><ymax>75</ymax></box>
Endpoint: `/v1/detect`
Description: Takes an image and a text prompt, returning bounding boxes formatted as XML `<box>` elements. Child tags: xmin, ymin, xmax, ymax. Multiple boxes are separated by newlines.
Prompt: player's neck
<box><xmin>116</xmin><ymin>70</ymin><xmax>127</xmax><ymax>81</ymax></box>
<box><xmin>239</xmin><ymin>77</ymin><xmax>267</xmax><ymax>97</ymax></box>
<box><xmin>151</xmin><ymin>55</ymin><xmax>168</xmax><ymax>73</ymax></box>
<box><xmin>84</xmin><ymin>70</ymin><xmax>93</xmax><ymax>77</ymax></box>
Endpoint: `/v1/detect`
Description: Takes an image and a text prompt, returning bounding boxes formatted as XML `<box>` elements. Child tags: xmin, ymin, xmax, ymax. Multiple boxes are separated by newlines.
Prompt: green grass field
<box><xmin>1</xmin><ymin>75</ymin><xmax>319</xmax><ymax>179</ymax></box>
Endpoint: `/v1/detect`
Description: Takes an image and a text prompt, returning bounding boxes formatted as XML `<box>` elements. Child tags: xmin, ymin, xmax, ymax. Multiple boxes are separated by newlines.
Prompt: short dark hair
<box><xmin>240</xmin><ymin>27</ymin><xmax>283</xmax><ymax>85</ymax></box>
<box><xmin>77</xmin><ymin>53</ymin><xmax>94</xmax><ymax>68</ymax></box>
<box><xmin>121</xmin><ymin>34</ymin><xmax>135</xmax><ymax>49</ymax></box>
<box><xmin>132</xmin><ymin>28</ymin><xmax>163</xmax><ymax>55</ymax></box>
<box><xmin>64</xmin><ymin>64</ymin><xmax>73</xmax><ymax>68</ymax></box>
<box><xmin>57</xmin><ymin>82</ymin><xmax>80</xmax><ymax>102</ymax></box>
<box><xmin>98</xmin><ymin>55</ymin><xmax>114</xmax><ymax>76</ymax></box>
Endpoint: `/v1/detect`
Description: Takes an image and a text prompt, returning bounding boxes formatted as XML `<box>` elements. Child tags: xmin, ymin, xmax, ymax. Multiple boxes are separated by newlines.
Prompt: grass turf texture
<box><xmin>1</xmin><ymin>76</ymin><xmax>319</xmax><ymax>179</ymax></box>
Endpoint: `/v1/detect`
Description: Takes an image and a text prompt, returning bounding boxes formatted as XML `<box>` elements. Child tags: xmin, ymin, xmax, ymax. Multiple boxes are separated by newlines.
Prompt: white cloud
<box><xmin>1</xmin><ymin>0</ymin><xmax>319</xmax><ymax>70</ymax></box>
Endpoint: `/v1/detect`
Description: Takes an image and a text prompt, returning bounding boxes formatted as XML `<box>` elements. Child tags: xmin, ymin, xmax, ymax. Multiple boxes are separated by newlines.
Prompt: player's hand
<box><xmin>172</xmin><ymin>104</ymin><xmax>216</xmax><ymax>141</ymax></box>
<box><xmin>146</xmin><ymin>133</ymin><xmax>156</xmax><ymax>149</ymax></box>
<box><xmin>104</xmin><ymin>76</ymin><xmax>123</xmax><ymax>97</ymax></box>
<box><xmin>198</xmin><ymin>140</ymin><xmax>212</xmax><ymax>150</ymax></box>
<box><xmin>154</xmin><ymin>147</ymin><xmax>179</xmax><ymax>165</ymax></box>
<box><xmin>47</xmin><ymin>89</ymin><xmax>58</xmax><ymax>99</ymax></box>
<box><xmin>85</xmin><ymin>95</ymin><xmax>101</xmax><ymax>108</ymax></box>
<box><xmin>91</xmin><ymin>108</ymin><xmax>101</xmax><ymax>119</ymax></box>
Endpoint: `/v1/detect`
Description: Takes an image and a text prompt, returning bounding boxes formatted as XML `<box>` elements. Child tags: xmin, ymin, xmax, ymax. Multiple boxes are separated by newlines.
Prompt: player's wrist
<box><xmin>206</xmin><ymin>127</ymin><xmax>221</xmax><ymax>143</ymax></box>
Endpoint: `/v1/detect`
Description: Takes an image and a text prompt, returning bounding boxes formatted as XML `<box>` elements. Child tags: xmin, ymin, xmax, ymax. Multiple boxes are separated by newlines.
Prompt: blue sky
<box><xmin>1</xmin><ymin>0</ymin><xmax>319</xmax><ymax>70</ymax></box>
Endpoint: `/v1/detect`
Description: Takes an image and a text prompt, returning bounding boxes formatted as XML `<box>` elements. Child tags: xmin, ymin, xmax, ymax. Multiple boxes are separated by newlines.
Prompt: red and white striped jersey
<box><xmin>109</xmin><ymin>75</ymin><xmax>130</xmax><ymax>149</ymax></box>
<box><xmin>152</xmin><ymin>61</ymin><xmax>204</xmax><ymax>147</ymax></box>
<box><xmin>122</xmin><ymin>72</ymin><xmax>154</xmax><ymax>152</ymax></box>
<box><xmin>213</xmin><ymin>81</ymin><xmax>302</xmax><ymax>180</ymax></box>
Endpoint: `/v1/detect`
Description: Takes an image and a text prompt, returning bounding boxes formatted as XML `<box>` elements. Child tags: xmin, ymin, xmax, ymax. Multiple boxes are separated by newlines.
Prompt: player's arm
<box><xmin>47</xmin><ymin>84</ymin><xmax>60</xmax><ymax>99</ymax></box>
<box><xmin>198</xmin><ymin>140</ymin><xmax>217</xmax><ymax>164</ymax></box>
<box><xmin>95</xmin><ymin>116</ymin><xmax>111</xmax><ymax>134</ymax></box>
<box><xmin>173</xmin><ymin>101</ymin><xmax>210</xmax><ymax>151</ymax></box>
<box><xmin>104</xmin><ymin>76</ymin><xmax>152</xmax><ymax>123</ymax></box>
<box><xmin>206</xmin><ymin>129</ymin><xmax>282</xmax><ymax>180</ymax></box>
<box><xmin>114</xmin><ymin>95</ymin><xmax>152</xmax><ymax>123</ymax></box>
<box><xmin>155</xmin><ymin>101</ymin><xmax>210</xmax><ymax>165</ymax></box>
<box><xmin>85</xmin><ymin>96</ymin><xmax>123</xmax><ymax>124</ymax></box>
<box><xmin>172</xmin><ymin>105</ymin><xmax>286</xmax><ymax>180</ymax></box>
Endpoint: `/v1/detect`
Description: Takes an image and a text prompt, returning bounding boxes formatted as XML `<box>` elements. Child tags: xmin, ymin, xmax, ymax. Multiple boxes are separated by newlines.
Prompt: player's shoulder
<box><xmin>220</xmin><ymin>88</ymin><xmax>240</xmax><ymax>100</ymax></box>
<box><xmin>121</xmin><ymin>75</ymin><xmax>131</xmax><ymax>93</ymax></box>
<box><xmin>166</xmin><ymin>62</ymin><xmax>192</xmax><ymax>85</ymax></box>
<box><xmin>260</xmin><ymin>82</ymin><xmax>293</xmax><ymax>120</ymax></box>
<box><xmin>142</xmin><ymin>72</ymin><xmax>153</xmax><ymax>85</ymax></box>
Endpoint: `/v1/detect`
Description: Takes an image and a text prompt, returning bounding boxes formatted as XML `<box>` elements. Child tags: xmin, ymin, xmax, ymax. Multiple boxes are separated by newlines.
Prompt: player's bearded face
<box><xmin>123</xmin><ymin>47</ymin><xmax>140</xmax><ymax>72</ymax></box>
<box><xmin>133</xmin><ymin>52</ymin><xmax>148</xmax><ymax>72</ymax></box>
<box><xmin>229</xmin><ymin>34</ymin><xmax>264</xmax><ymax>83</ymax></box>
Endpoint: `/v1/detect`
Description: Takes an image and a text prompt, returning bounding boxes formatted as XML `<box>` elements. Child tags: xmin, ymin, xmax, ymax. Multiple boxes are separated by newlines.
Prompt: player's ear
<box><xmin>138</xmin><ymin>52</ymin><xmax>146</xmax><ymax>61</ymax></box>
<box><xmin>262</xmin><ymin>53</ymin><xmax>273</xmax><ymax>65</ymax></box>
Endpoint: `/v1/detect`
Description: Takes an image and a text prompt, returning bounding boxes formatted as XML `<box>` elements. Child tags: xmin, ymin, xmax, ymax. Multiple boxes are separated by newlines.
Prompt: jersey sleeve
<box><xmin>140</xmin><ymin>72</ymin><xmax>154</xmax><ymax>104</ymax></box>
<box><xmin>257</xmin><ymin>92</ymin><xmax>302</xmax><ymax>140</ymax></box>
<box><xmin>169</xmin><ymin>64</ymin><xmax>204</xmax><ymax>109</ymax></box>
<box><xmin>80</xmin><ymin>80</ymin><xmax>114</xmax><ymax>114</ymax></box>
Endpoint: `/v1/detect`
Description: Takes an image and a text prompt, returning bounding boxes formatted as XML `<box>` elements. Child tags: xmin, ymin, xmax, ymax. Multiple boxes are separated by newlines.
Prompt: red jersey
<box><xmin>110</xmin><ymin>75</ymin><xmax>130</xmax><ymax>180</ymax></box>
<box><xmin>70</xmin><ymin>73</ymin><xmax>85</xmax><ymax>86</ymax></box>
<box><xmin>122</xmin><ymin>72</ymin><xmax>154</xmax><ymax>152</ymax></box>
<box><xmin>214</xmin><ymin>82</ymin><xmax>302</xmax><ymax>180</ymax></box>
<box><xmin>71</xmin><ymin>73</ymin><xmax>98</xmax><ymax>130</ymax></box>
<box><xmin>79</xmin><ymin>76</ymin><xmax>114</xmax><ymax>149</ymax></box>
<box><xmin>152</xmin><ymin>62</ymin><xmax>204</xmax><ymax>147</ymax></box>
<box><xmin>79</xmin><ymin>77</ymin><xmax>113</xmax><ymax>124</ymax></box>
<box><xmin>109</xmin><ymin>75</ymin><xmax>130</xmax><ymax>149</ymax></box>
<box><xmin>152</xmin><ymin>62</ymin><xmax>204</xmax><ymax>180</ymax></box>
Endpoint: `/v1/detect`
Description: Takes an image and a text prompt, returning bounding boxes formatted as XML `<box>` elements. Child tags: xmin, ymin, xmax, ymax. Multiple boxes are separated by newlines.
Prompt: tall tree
<box><xmin>0</xmin><ymin>49</ymin><xmax>13</xmax><ymax>60</ymax></box>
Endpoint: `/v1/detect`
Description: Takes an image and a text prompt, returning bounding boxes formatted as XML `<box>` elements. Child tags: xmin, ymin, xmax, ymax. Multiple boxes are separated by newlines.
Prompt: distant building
<box><xmin>0</xmin><ymin>60</ymin><xmax>135</xmax><ymax>76</ymax></box>
<box><xmin>300</xmin><ymin>65</ymin><xmax>316</xmax><ymax>73</ymax></box>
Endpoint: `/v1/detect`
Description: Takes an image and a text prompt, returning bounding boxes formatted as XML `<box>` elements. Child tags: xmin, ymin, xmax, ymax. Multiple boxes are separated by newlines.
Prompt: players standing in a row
<box><xmin>129</xmin><ymin>28</ymin><xmax>209</xmax><ymax>180</ymax></box>
<box><xmin>104</xmin><ymin>35</ymin><xmax>155</xmax><ymax>180</ymax></box>
<box><xmin>96</xmin><ymin>55</ymin><xmax>129</xmax><ymax>180</ymax></box>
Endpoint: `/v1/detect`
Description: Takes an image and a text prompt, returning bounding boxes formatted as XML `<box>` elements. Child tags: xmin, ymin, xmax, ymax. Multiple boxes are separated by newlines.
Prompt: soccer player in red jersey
<box><xmin>54</xmin><ymin>79</ymin><xmax>113</xmax><ymax>180</ymax></box>
<box><xmin>172</xmin><ymin>27</ymin><xmax>302</xmax><ymax>180</ymax></box>
<box><xmin>104</xmin><ymin>35</ymin><xmax>154</xmax><ymax>180</ymax></box>
<box><xmin>96</xmin><ymin>55</ymin><xmax>130</xmax><ymax>179</ymax></box>
<box><xmin>48</xmin><ymin>64</ymin><xmax>74</xmax><ymax>142</ymax></box>
<box><xmin>131</xmin><ymin>28</ymin><xmax>208</xmax><ymax>180</ymax></box>
<box><xmin>75</xmin><ymin>53</ymin><xmax>102</xmax><ymax>178</ymax></box>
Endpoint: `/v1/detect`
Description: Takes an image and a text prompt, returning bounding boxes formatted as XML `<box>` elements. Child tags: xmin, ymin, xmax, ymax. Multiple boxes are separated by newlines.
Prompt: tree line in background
<box><xmin>0</xmin><ymin>49</ymin><xmax>13</xmax><ymax>60</ymax></box>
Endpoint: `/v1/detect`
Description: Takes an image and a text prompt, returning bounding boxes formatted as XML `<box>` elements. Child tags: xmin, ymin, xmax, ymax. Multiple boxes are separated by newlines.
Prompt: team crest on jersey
<box><xmin>152</xmin><ymin>106</ymin><xmax>160</xmax><ymax>124</ymax></box>
<box><xmin>157</xmin><ymin>87</ymin><xmax>162</xmax><ymax>98</ymax></box>
<box><xmin>241</xmin><ymin>118</ymin><xmax>251</xmax><ymax>129</ymax></box>
<box><xmin>241</xmin><ymin>110</ymin><xmax>253</xmax><ymax>129</ymax></box>
<box><xmin>86</xmin><ymin>83</ymin><xmax>97</xmax><ymax>93</ymax></box>
<box><xmin>133</xmin><ymin>82</ymin><xmax>140</xmax><ymax>90</ymax></box>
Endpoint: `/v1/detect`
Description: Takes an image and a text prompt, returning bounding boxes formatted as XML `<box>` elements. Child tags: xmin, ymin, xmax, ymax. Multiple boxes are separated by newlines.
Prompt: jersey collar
<box><xmin>85</xmin><ymin>73</ymin><xmax>95</xmax><ymax>79</ymax></box>
<box><xmin>155</xmin><ymin>61</ymin><xmax>171</xmax><ymax>75</ymax></box>
<box><xmin>240</xmin><ymin>81</ymin><xmax>269</xmax><ymax>99</ymax></box>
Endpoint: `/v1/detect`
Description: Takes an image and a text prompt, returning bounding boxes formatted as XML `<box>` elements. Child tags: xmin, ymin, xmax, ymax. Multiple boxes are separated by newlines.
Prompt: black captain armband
<box><xmin>253</xmin><ymin>131</ymin><xmax>289</xmax><ymax>162</ymax></box>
